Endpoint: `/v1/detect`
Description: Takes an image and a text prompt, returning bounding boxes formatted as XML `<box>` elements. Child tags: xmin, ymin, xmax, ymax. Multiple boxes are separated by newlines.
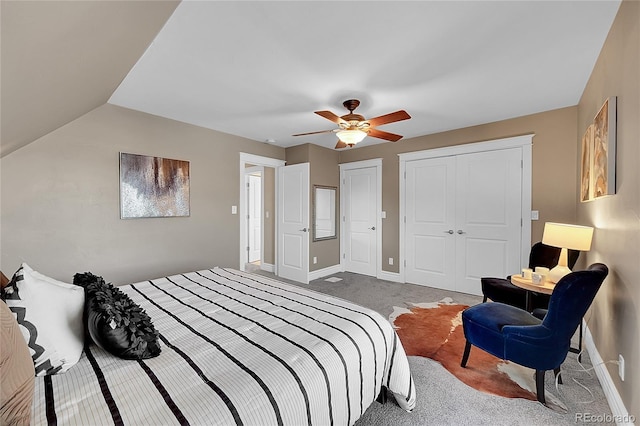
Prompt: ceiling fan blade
<box><xmin>368</xmin><ymin>128</ymin><xmax>403</xmax><ymax>142</ymax></box>
<box><xmin>367</xmin><ymin>110</ymin><xmax>411</xmax><ymax>127</ymax></box>
<box><xmin>315</xmin><ymin>110</ymin><xmax>347</xmax><ymax>125</ymax></box>
<box><xmin>335</xmin><ymin>140</ymin><xmax>348</xmax><ymax>149</ymax></box>
<box><xmin>292</xmin><ymin>129</ymin><xmax>335</xmax><ymax>137</ymax></box>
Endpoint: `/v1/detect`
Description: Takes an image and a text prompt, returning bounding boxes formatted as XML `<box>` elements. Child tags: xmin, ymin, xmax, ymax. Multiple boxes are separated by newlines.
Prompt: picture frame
<box><xmin>592</xmin><ymin>97</ymin><xmax>617</xmax><ymax>198</ymax></box>
<box><xmin>312</xmin><ymin>185</ymin><xmax>337</xmax><ymax>241</ymax></box>
<box><xmin>119</xmin><ymin>152</ymin><xmax>190</xmax><ymax>218</ymax></box>
<box><xmin>580</xmin><ymin>124</ymin><xmax>593</xmax><ymax>202</ymax></box>
<box><xmin>580</xmin><ymin>97</ymin><xmax>617</xmax><ymax>201</ymax></box>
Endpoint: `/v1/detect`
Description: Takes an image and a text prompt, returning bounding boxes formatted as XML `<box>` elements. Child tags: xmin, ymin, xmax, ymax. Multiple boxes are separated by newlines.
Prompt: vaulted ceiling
<box><xmin>0</xmin><ymin>0</ymin><xmax>180</xmax><ymax>157</ymax></box>
<box><xmin>1</xmin><ymin>1</ymin><xmax>622</xmax><ymax>157</ymax></box>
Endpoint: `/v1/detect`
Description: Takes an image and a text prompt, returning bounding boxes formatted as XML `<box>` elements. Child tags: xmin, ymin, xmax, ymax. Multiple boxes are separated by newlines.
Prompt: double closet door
<box><xmin>404</xmin><ymin>147</ymin><xmax>524</xmax><ymax>296</ymax></box>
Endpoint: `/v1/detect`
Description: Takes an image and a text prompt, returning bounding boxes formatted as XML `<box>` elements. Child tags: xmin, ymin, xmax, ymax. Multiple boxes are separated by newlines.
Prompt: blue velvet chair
<box><xmin>461</xmin><ymin>263</ymin><xmax>608</xmax><ymax>404</ymax></box>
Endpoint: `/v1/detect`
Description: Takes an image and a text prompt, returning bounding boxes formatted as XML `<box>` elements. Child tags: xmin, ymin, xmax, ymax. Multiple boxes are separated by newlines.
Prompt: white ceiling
<box><xmin>109</xmin><ymin>0</ymin><xmax>621</xmax><ymax>150</ymax></box>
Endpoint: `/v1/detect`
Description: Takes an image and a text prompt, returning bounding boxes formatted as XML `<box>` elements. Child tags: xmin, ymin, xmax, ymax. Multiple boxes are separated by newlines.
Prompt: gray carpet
<box><xmin>256</xmin><ymin>269</ymin><xmax>614</xmax><ymax>425</ymax></box>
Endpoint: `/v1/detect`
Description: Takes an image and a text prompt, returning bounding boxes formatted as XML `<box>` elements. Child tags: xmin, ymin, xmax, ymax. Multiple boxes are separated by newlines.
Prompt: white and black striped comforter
<box><xmin>31</xmin><ymin>268</ymin><xmax>416</xmax><ymax>425</ymax></box>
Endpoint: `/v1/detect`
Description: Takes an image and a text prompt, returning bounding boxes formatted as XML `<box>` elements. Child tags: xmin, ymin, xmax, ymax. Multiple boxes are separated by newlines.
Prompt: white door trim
<box><xmin>339</xmin><ymin>158</ymin><xmax>382</xmax><ymax>278</ymax></box>
<box><xmin>245</xmin><ymin>167</ymin><xmax>263</xmax><ymax>264</ymax></box>
<box><xmin>398</xmin><ymin>134</ymin><xmax>533</xmax><ymax>283</ymax></box>
<box><xmin>239</xmin><ymin>153</ymin><xmax>286</xmax><ymax>272</ymax></box>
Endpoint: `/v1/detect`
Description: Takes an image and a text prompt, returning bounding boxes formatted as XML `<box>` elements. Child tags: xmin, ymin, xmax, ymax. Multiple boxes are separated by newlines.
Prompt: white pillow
<box><xmin>2</xmin><ymin>263</ymin><xmax>84</xmax><ymax>375</ymax></box>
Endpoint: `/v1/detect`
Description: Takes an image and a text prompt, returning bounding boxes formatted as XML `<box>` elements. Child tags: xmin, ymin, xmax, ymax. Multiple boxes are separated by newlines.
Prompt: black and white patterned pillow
<box><xmin>1</xmin><ymin>264</ymin><xmax>85</xmax><ymax>376</ymax></box>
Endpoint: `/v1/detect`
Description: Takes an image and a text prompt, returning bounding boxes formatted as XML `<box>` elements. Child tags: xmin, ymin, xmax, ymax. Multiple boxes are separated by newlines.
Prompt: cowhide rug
<box><xmin>391</xmin><ymin>298</ymin><xmax>544</xmax><ymax>401</ymax></box>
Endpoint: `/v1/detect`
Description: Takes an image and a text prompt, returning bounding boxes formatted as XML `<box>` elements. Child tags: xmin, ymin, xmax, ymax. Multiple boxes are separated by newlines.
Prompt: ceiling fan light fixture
<box><xmin>336</xmin><ymin>129</ymin><xmax>367</xmax><ymax>145</ymax></box>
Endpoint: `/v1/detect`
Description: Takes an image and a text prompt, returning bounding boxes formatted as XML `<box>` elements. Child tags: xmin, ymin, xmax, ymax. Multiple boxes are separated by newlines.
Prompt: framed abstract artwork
<box><xmin>580</xmin><ymin>97</ymin><xmax>617</xmax><ymax>201</ymax></box>
<box><xmin>119</xmin><ymin>153</ymin><xmax>190</xmax><ymax>218</ymax></box>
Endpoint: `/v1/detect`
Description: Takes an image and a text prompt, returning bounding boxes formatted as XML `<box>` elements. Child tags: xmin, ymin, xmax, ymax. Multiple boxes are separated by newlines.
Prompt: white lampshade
<box><xmin>542</xmin><ymin>222</ymin><xmax>594</xmax><ymax>283</ymax></box>
<box><xmin>542</xmin><ymin>222</ymin><xmax>594</xmax><ymax>251</ymax></box>
<box><xmin>336</xmin><ymin>129</ymin><xmax>367</xmax><ymax>145</ymax></box>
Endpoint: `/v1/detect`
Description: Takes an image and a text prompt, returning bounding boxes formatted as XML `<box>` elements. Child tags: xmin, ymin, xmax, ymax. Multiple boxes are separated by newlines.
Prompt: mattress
<box><xmin>31</xmin><ymin>268</ymin><xmax>415</xmax><ymax>425</ymax></box>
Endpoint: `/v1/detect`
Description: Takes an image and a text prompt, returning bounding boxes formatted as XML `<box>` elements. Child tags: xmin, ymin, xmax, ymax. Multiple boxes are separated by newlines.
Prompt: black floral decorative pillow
<box><xmin>73</xmin><ymin>272</ymin><xmax>161</xmax><ymax>360</ymax></box>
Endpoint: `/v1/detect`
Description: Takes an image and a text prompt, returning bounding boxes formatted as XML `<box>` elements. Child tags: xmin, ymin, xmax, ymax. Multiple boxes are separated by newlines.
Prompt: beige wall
<box><xmin>0</xmin><ymin>0</ymin><xmax>179</xmax><ymax>157</ymax></box>
<box><xmin>339</xmin><ymin>106</ymin><xmax>578</xmax><ymax>273</ymax></box>
<box><xmin>285</xmin><ymin>144</ymin><xmax>341</xmax><ymax>271</ymax></box>
<box><xmin>308</xmin><ymin>144</ymin><xmax>340</xmax><ymax>271</ymax></box>
<box><xmin>577</xmin><ymin>0</ymin><xmax>639</xmax><ymax>418</ymax></box>
<box><xmin>0</xmin><ymin>104</ymin><xmax>285</xmax><ymax>285</ymax></box>
<box><xmin>263</xmin><ymin>167</ymin><xmax>276</xmax><ymax>265</ymax></box>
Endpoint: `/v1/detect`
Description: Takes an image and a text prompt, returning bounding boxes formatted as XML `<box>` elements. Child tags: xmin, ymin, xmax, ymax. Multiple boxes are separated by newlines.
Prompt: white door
<box><xmin>344</xmin><ymin>167</ymin><xmax>377</xmax><ymax>276</ymax></box>
<box><xmin>247</xmin><ymin>174</ymin><xmax>262</xmax><ymax>263</ymax></box>
<box><xmin>404</xmin><ymin>148</ymin><xmax>522</xmax><ymax>295</ymax></box>
<box><xmin>455</xmin><ymin>149</ymin><xmax>522</xmax><ymax>294</ymax></box>
<box><xmin>277</xmin><ymin>163</ymin><xmax>310</xmax><ymax>283</ymax></box>
<box><xmin>405</xmin><ymin>156</ymin><xmax>456</xmax><ymax>290</ymax></box>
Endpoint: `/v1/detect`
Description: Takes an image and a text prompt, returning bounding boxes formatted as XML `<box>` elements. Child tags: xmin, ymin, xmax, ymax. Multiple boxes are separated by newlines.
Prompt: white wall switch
<box><xmin>313</xmin><ymin>257</ymin><xmax>318</xmax><ymax>264</ymax></box>
<box><xmin>381</xmin><ymin>211</ymin><xmax>387</xmax><ymax>219</ymax></box>
<box><xmin>231</xmin><ymin>205</ymin><xmax>237</xmax><ymax>214</ymax></box>
<box><xmin>389</xmin><ymin>257</ymin><xmax>394</xmax><ymax>265</ymax></box>
<box><xmin>531</xmin><ymin>210</ymin><xmax>539</xmax><ymax>220</ymax></box>
<box><xmin>265</xmin><ymin>211</ymin><xmax>270</xmax><ymax>219</ymax></box>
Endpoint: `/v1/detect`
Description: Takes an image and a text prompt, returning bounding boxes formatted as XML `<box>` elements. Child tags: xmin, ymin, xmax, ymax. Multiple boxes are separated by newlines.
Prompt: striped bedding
<box><xmin>31</xmin><ymin>268</ymin><xmax>416</xmax><ymax>425</ymax></box>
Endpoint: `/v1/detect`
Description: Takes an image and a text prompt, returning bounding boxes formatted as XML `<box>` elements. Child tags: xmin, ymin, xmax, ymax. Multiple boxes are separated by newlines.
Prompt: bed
<box><xmin>21</xmin><ymin>267</ymin><xmax>415</xmax><ymax>425</ymax></box>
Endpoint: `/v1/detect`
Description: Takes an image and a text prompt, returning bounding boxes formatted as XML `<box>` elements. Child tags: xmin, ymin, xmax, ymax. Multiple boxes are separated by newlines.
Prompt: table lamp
<box><xmin>542</xmin><ymin>222</ymin><xmax>594</xmax><ymax>283</ymax></box>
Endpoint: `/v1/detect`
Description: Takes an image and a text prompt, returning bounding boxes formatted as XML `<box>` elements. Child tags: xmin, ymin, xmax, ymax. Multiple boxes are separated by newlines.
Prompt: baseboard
<box><xmin>584</xmin><ymin>321</ymin><xmax>635</xmax><ymax>425</ymax></box>
<box><xmin>378</xmin><ymin>270</ymin><xmax>403</xmax><ymax>283</ymax></box>
<box><xmin>308</xmin><ymin>264</ymin><xmax>343</xmax><ymax>281</ymax></box>
<box><xmin>260</xmin><ymin>262</ymin><xmax>275</xmax><ymax>273</ymax></box>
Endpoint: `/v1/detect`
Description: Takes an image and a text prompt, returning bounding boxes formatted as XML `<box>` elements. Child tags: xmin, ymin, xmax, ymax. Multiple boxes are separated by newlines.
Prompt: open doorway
<box><xmin>244</xmin><ymin>166</ymin><xmax>262</xmax><ymax>272</ymax></box>
<box><xmin>239</xmin><ymin>153</ymin><xmax>284</xmax><ymax>273</ymax></box>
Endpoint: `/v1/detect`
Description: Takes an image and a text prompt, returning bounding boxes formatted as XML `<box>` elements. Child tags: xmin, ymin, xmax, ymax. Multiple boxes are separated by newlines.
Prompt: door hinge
<box><xmin>404</xmin><ymin>216</ymin><xmax>406</xmax><ymax>223</ymax></box>
<box><xmin>246</xmin><ymin>246</ymin><xmax>250</xmax><ymax>252</ymax></box>
<box><xmin>343</xmin><ymin>253</ymin><xmax>346</xmax><ymax>259</ymax></box>
<box><xmin>404</xmin><ymin>260</ymin><xmax>407</xmax><ymax>267</ymax></box>
<box><xmin>404</xmin><ymin>171</ymin><xmax>407</xmax><ymax>179</ymax></box>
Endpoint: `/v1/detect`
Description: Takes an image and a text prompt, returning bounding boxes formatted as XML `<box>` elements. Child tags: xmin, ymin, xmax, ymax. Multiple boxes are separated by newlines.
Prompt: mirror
<box><xmin>313</xmin><ymin>185</ymin><xmax>337</xmax><ymax>241</ymax></box>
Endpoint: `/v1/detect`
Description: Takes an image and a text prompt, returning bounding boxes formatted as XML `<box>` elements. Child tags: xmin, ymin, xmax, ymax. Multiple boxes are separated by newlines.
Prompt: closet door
<box><xmin>455</xmin><ymin>148</ymin><xmax>522</xmax><ymax>295</ymax></box>
<box><xmin>404</xmin><ymin>148</ymin><xmax>522</xmax><ymax>295</ymax></box>
<box><xmin>405</xmin><ymin>156</ymin><xmax>456</xmax><ymax>290</ymax></box>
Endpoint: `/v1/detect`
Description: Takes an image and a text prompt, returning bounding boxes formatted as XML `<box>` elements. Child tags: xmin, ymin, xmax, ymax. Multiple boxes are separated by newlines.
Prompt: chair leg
<box><xmin>578</xmin><ymin>321</ymin><xmax>583</xmax><ymax>363</ymax></box>
<box><xmin>554</xmin><ymin>367</ymin><xmax>563</xmax><ymax>385</ymax></box>
<box><xmin>535</xmin><ymin>370</ymin><xmax>546</xmax><ymax>404</ymax></box>
<box><xmin>461</xmin><ymin>341</ymin><xmax>472</xmax><ymax>367</ymax></box>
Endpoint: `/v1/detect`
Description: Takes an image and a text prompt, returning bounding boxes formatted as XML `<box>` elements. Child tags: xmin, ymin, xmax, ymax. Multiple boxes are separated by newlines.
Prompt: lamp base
<box><xmin>548</xmin><ymin>265</ymin><xmax>572</xmax><ymax>283</ymax></box>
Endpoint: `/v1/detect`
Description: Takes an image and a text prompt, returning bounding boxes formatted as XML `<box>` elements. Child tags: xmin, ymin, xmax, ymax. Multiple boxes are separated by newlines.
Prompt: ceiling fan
<box><xmin>293</xmin><ymin>99</ymin><xmax>411</xmax><ymax>149</ymax></box>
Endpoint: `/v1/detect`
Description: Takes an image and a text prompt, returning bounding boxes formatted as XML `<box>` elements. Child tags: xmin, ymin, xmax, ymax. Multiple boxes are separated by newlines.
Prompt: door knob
<box><xmin>444</xmin><ymin>230</ymin><xmax>454</xmax><ymax>234</ymax></box>
<box><xmin>457</xmin><ymin>230</ymin><xmax>466</xmax><ymax>234</ymax></box>
<box><xmin>299</xmin><ymin>228</ymin><xmax>308</xmax><ymax>232</ymax></box>
<box><xmin>368</xmin><ymin>226</ymin><xmax>376</xmax><ymax>230</ymax></box>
